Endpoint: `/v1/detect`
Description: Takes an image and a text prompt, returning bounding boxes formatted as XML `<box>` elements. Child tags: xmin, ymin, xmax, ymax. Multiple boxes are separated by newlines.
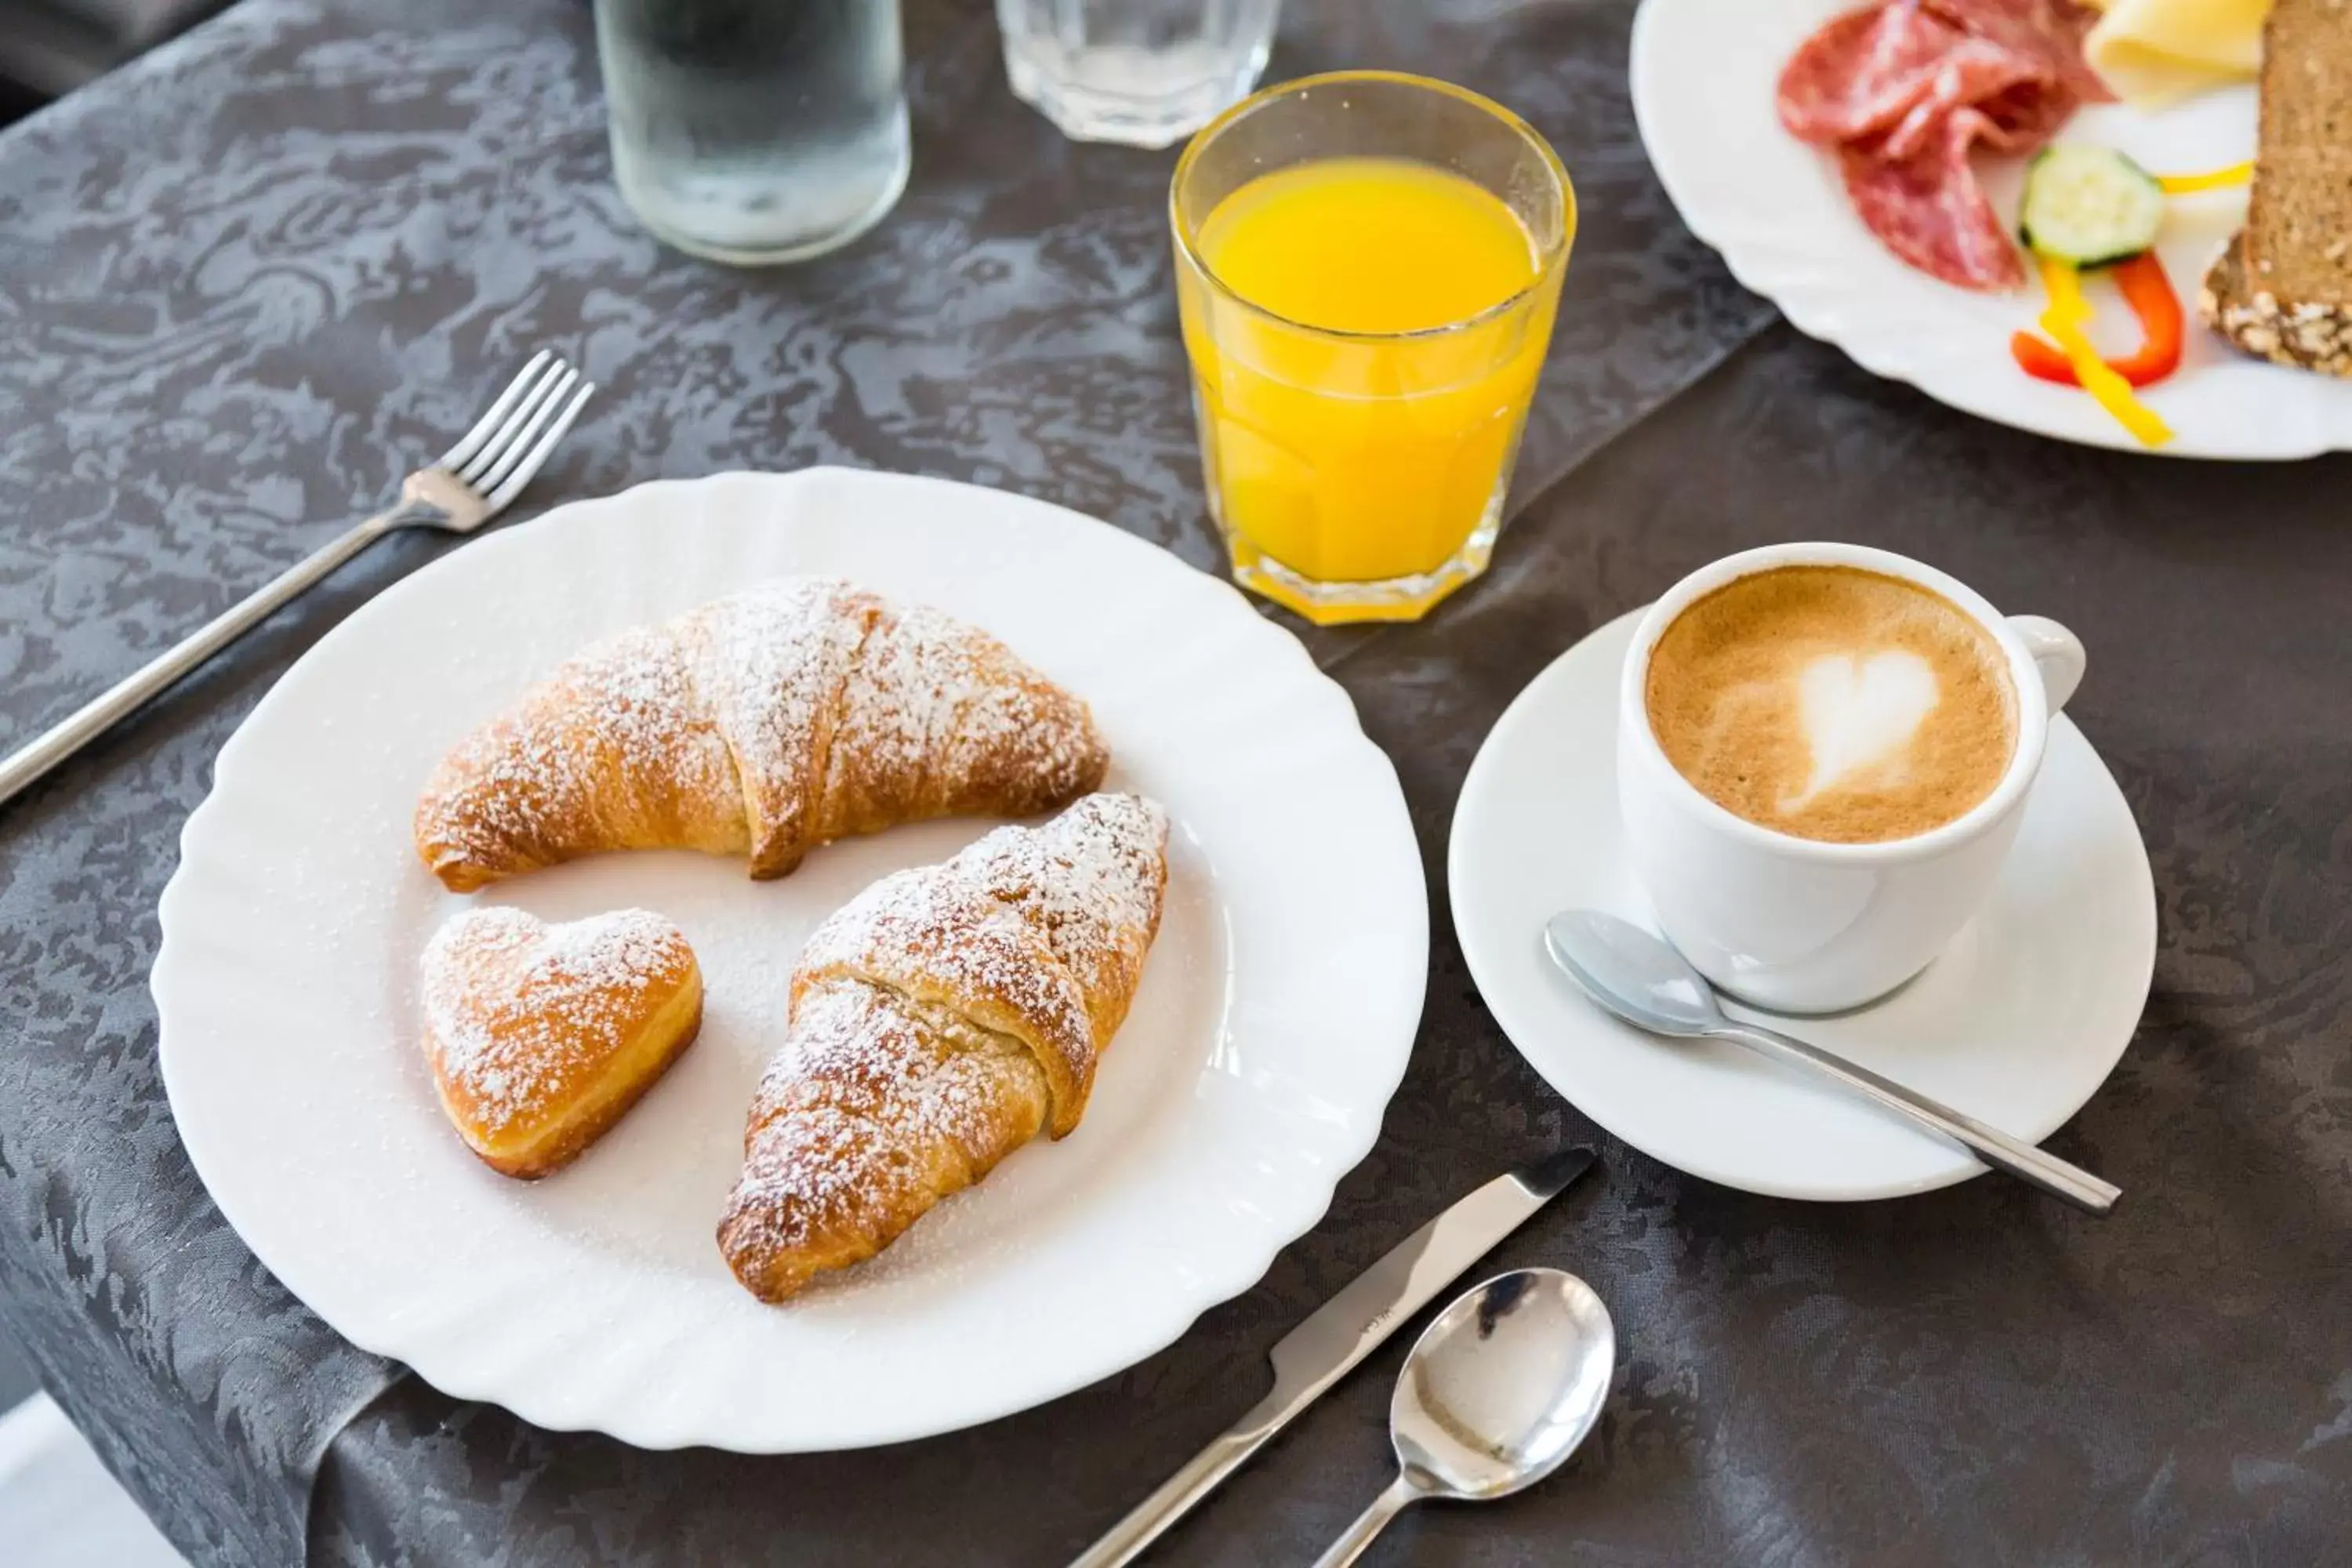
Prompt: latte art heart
<box><xmin>1787</xmin><ymin>649</ymin><xmax>1940</xmax><ymax>808</ymax></box>
<box><xmin>1644</xmin><ymin>564</ymin><xmax>2019</xmax><ymax>844</ymax></box>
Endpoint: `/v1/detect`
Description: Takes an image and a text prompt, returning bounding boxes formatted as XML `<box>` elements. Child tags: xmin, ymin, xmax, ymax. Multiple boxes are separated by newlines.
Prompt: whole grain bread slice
<box><xmin>2200</xmin><ymin>0</ymin><xmax>2352</xmax><ymax>376</ymax></box>
<box><xmin>2201</xmin><ymin>230</ymin><xmax>2352</xmax><ymax>375</ymax></box>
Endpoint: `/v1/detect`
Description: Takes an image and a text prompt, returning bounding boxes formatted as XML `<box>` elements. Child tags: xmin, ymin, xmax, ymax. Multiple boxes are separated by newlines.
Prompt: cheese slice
<box><xmin>2082</xmin><ymin>0</ymin><xmax>2267</xmax><ymax>105</ymax></box>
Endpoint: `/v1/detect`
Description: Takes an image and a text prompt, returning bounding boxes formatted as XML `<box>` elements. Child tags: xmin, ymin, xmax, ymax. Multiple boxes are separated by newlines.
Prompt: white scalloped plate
<box><xmin>1632</xmin><ymin>0</ymin><xmax>2352</xmax><ymax>458</ymax></box>
<box><xmin>153</xmin><ymin>469</ymin><xmax>1426</xmax><ymax>1452</ymax></box>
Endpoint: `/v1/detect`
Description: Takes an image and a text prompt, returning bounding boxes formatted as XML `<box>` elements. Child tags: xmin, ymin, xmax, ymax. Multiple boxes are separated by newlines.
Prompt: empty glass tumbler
<box><xmin>996</xmin><ymin>0</ymin><xmax>1278</xmax><ymax>148</ymax></box>
<box><xmin>597</xmin><ymin>0</ymin><xmax>912</xmax><ymax>265</ymax></box>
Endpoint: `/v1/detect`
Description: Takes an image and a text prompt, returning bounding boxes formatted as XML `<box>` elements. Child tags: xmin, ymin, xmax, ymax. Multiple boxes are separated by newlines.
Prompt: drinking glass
<box><xmin>597</xmin><ymin>0</ymin><xmax>912</xmax><ymax>266</ymax></box>
<box><xmin>1171</xmin><ymin>72</ymin><xmax>1574</xmax><ymax>625</ymax></box>
<box><xmin>996</xmin><ymin>0</ymin><xmax>1278</xmax><ymax>148</ymax></box>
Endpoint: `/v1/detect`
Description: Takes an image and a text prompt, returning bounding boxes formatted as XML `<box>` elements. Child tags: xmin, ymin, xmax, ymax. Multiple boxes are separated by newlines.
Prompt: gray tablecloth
<box><xmin>0</xmin><ymin>0</ymin><xmax>2345</xmax><ymax>1563</ymax></box>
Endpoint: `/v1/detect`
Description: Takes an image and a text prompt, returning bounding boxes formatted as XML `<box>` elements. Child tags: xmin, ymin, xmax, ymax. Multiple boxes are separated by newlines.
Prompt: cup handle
<box><xmin>2008</xmin><ymin>615</ymin><xmax>2085</xmax><ymax>715</ymax></box>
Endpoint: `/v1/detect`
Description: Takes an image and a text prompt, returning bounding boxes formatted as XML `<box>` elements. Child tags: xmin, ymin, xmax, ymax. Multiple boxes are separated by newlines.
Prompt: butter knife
<box><xmin>1066</xmin><ymin>1146</ymin><xmax>1598</xmax><ymax>1568</ymax></box>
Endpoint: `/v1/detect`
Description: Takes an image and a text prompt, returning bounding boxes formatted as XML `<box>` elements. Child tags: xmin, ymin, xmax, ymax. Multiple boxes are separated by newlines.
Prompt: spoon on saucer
<box><xmin>1310</xmin><ymin>1267</ymin><xmax>1615</xmax><ymax>1568</ymax></box>
<box><xmin>1543</xmin><ymin>909</ymin><xmax>2121</xmax><ymax>1214</ymax></box>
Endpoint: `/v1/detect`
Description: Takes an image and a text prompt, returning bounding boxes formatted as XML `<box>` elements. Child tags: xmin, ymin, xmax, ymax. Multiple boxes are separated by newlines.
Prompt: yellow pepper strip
<box><xmin>2034</xmin><ymin>256</ymin><xmax>2173</xmax><ymax>448</ymax></box>
<box><xmin>2158</xmin><ymin>160</ymin><xmax>2254</xmax><ymax>194</ymax></box>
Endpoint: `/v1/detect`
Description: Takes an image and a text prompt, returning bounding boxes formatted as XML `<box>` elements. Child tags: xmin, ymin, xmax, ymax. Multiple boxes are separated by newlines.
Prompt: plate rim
<box><xmin>1446</xmin><ymin>606</ymin><xmax>2156</xmax><ymax>1202</ymax></box>
<box><xmin>153</xmin><ymin>466</ymin><xmax>1429</xmax><ymax>1450</ymax></box>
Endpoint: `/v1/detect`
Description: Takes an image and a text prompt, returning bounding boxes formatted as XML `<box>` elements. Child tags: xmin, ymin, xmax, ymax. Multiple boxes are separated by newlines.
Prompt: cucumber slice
<box><xmin>2019</xmin><ymin>145</ymin><xmax>2165</xmax><ymax>267</ymax></box>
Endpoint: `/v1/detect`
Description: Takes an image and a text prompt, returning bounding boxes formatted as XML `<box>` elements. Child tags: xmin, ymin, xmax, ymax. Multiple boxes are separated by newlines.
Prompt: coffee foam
<box><xmin>1788</xmin><ymin>648</ymin><xmax>1939</xmax><ymax>809</ymax></box>
<box><xmin>1643</xmin><ymin>566</ymin><xmax>2017</xmax><ymax>844</ymax></box>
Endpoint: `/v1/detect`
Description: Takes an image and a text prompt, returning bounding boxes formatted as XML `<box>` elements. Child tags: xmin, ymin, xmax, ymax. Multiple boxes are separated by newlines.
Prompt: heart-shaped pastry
<box><xmin>1791</xmin><ymin>648</ymin><xmax>1940</xmax><ymax>806</ymax></box>
<box><xmin>420</xmin><ymin>907</ymin><xmax>702</xmax><ymax>1179</ymax></box>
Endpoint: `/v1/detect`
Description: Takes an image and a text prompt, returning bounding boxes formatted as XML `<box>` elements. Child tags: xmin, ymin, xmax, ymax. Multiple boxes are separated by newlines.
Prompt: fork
<box><xmin>0</xmin><ymin>352</ymin><xmax>596</xmax><ymax>811</ymax></box>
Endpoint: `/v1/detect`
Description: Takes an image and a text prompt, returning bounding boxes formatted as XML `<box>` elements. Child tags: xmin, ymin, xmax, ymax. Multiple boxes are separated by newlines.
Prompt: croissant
<box><xmin>419</xmin><ymin>907</ymin><xmax>703</xmax><ymax>1179</ymax></box>
<box><xmin>414</xmin><ymin>577</ymin><xmax>1109</xmax><ymax>893</ymax></box>
<box><xmin>718</xmin><ymin>792</ymin><xmax>1169</xmax><ymax>1302</ymax></box>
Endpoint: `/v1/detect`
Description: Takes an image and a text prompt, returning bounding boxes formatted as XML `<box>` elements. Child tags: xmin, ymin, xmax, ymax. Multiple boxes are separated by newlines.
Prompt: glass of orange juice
<box><xmin>1171</xmin><ymin>71</ymin><xmax>1574</xmax><ymax>625</ymax></box>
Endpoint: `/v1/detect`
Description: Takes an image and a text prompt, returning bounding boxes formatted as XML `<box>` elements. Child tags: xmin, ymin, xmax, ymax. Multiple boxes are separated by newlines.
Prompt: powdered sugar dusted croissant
<box><xmin>414</xmin><ymin>578</ymin><xmax>1109</xmax><ymax>893</ymax></box>
<box><xmin>718</xmin><ymin>793</ymin><xmax>1170</xmax><ymax>1302</ymax></box>
<box><xmin>420</xmin><ymin>906</ymin><xmax>703</xmax><ymax>1180</ymax></box>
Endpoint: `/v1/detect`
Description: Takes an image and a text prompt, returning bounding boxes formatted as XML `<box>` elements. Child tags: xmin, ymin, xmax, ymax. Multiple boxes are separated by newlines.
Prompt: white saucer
<box><xmin>1448</xmin><ymin>610</ymin><xmax>2155</xmax><ymax>1201</ymax></box>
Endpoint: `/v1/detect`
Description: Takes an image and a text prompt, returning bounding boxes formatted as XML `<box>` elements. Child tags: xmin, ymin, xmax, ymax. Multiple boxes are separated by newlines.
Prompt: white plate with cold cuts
<box><xmin>1449</xmin><ymin>610</ymin><xmax>2154</xmax><ymax>1201</ymax></box>
<box><xmin>153</xmin><ymin>468</ymin><xmax>1428</xmax><ymax>1451</ymax></box>
<box><xmin>1632</xmin><ymin>0</ymin><xmax>2352</xmax><ymax>457</ymax></box>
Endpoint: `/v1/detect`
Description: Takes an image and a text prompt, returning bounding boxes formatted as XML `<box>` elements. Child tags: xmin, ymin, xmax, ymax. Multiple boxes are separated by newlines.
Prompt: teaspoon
<box><xmin>1310</xmin><ymin>1267</ymin><xmax>1615</xmax><ymax>1567</ymax></box>
<box><xmin>1544</xmin><ymin>909</ymin><xmax>2119</xmax><ymax>1214</ymax></box>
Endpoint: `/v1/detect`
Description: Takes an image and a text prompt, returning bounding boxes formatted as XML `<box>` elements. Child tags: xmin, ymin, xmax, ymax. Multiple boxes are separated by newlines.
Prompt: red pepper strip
<box><xmin>2009</xmin><ymin>252</ymin><xmax>2185</xmax><ymax>389</ymax></box>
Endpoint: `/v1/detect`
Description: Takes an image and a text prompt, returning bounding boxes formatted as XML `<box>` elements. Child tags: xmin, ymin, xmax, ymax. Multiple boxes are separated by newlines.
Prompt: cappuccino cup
<box><xmin>1617</xmin><ymin>543</ymin><xmax>2085</xmax><ymax>1013</ymax></box>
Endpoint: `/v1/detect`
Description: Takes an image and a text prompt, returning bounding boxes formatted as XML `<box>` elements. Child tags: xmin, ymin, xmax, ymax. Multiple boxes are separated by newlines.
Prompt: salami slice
<box><xmin>1921</xmin><ymin>0</ymin><xmax>2111</xmax><ymax>103</ymax></box>
<box><xmin>1841</xmin><ymin>107</ymin><xmax>2027</xmax><ymax>292</ymax></box>
<box><xmin>1777</xmin><ymin>2</ymin><xmax>1974</xmax><ymax>145</ymax></box>
<box><xmin>1970</xmin><ymin>75</ymin><xmax>2076</xmax><ymax>151</ymax></box>
<box><xmin>1777</xmin><ymin>0</ymin><xmax>2100</xmax><ymax>291</ymax></box>
<box><xmin>1872</xmin><ymin>38</ymin><xmax>2053</xmax><ymax>162</ymax></box>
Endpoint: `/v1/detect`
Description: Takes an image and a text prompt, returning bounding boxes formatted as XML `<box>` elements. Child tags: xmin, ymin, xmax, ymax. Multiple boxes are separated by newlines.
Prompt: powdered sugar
<box><xmin>683</xmin><ymin>579</ymin><xmax>865</xmax><ymax>857</ymax></box>
<box><xmin>414</xmin><ymin>577</ymin><xmax>1108</xmax><ymax>887</ymax></box>
<box><xmin>830</xmin><ymin>600</ymin><xmax>1103</xmax><ymax>804</ymax></box>
<box><xmin>720</xmin><ymin>793</ymin><xmax>1170</xmax><ymax>1297</ymax></box>
<box><xmin>730</xmin><ymin>979</ymin><xmax>1047</xmax><ymax>1218</ymax></box>
<box><xmin>420</xmin><ymin>906</ymin><xmax>691</xmax><ymax>1133</ymax></box>
<box><xmin>794</xmin><ymin>793</ymin><xmax>1171</xmax><ymax>1086</ymax></box>
<box><xmin>421</xmin><ymin>627</ymin><xmax>740</xmax><ymax>879</ymax></box>
<box><xmin>950</xmin><ymin>793</ymin><xmax>1171</xmax><ymax>993</ymax></box>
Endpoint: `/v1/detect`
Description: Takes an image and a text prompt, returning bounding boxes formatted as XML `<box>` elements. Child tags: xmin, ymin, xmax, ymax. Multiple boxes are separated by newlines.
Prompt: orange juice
<box><xmin>1178</xmin><ymin>156</ymin><xmax>1566</xmax><ymax>604</ymax></box>
<box><xmin>1199</xmin><ymin>158</ymin><xmax>1541</xmax><ymax>335</ymax></box>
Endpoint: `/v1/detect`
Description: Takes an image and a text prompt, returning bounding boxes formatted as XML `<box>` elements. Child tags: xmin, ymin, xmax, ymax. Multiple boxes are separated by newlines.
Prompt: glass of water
<box><xmin>996</xmin><ymin>0</ymin><xmax>1278</xmax><ymax>149</ymax></box>
<box><xmin>597</xmin><ymin>0</ymin><xmax>912</xmax><ymax>266</ymax></box>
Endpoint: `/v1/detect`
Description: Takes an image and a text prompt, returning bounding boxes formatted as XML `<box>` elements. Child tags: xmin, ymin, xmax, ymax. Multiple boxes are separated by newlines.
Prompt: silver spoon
<box><xmin>1543</xmin><ymin>909</ymin><xmax>2120</xmax><ymax>1214</ymax></box>
<box><xmin>1310</xmin><ymin>1267</ymin><xmax>1614</xmax><ymax>1568</ymax></box>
